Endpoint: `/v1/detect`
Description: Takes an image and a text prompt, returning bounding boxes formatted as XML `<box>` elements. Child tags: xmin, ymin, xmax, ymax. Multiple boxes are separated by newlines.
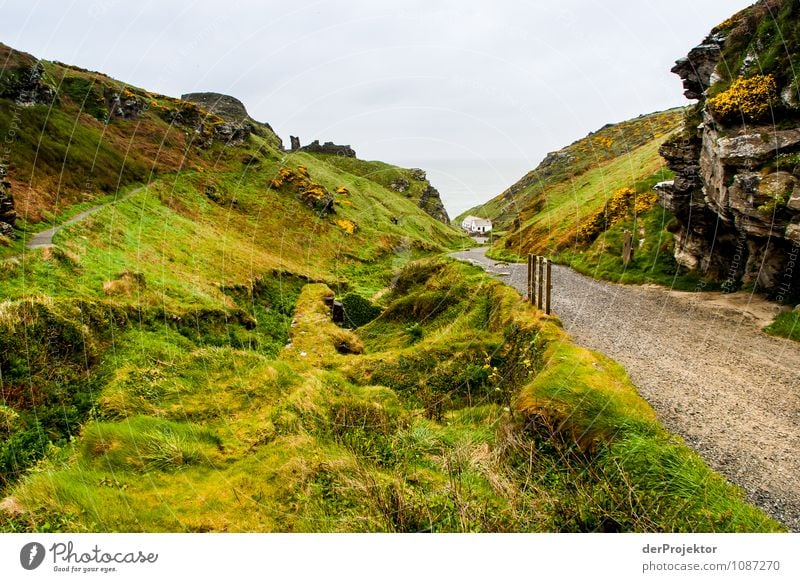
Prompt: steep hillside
<box><xmin>458</xmin><ymin>109</ymin><xmax>682</xmax><ymax>232</ymax></box>
<box><xmin>464</xmin><ymin>109</ymin><xmax>695</xmax><ymax>287</ymax></box>
<box><xmin>0</xmin><ymin>43</ymin><xmax>782</xmax><ymax>532</ymax></box>
<box><xmin>0</xmin><ymin>41</ymin><xmax>466</xmax><ymax>492</ymax></box>
<box><xmin>0</xmin><ymin>43</ymin><xmax>268</xmax><ymax>227</ymax></box>
<box><xmin>0</xmin><ymin>43</ymin><xmax>451</xmax><ymax>245</ymax></box>
<box><xmin>319</xmin><ymin>157</ymin><xmax>451</xmax><ymax>224</ymax></box>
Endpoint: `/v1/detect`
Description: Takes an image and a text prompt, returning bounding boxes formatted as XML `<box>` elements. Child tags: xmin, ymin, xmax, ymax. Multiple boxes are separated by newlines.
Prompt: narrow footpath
<box><xmin>27</xmin><ymin>186</ymin><xmax>146</xmax><ymax>249</ymax></box>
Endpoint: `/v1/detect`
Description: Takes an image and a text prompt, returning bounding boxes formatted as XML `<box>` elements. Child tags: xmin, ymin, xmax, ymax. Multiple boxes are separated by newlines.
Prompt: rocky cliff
<box><xmin>658</xmin><ymin>0</ymin><xmax>800</xmax><ymax>299</ymax></box>
<box><xmin>181</xmin><ymin>91</ymin><xmax>283</xmax><ymax>149</ymax></box>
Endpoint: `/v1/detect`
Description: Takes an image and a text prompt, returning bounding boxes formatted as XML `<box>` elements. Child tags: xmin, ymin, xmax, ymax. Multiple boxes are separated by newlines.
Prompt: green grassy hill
<box><xmin>0</xmin><ymin>44</ymin><xmax>783</xmax><ymax>532</ymax></box>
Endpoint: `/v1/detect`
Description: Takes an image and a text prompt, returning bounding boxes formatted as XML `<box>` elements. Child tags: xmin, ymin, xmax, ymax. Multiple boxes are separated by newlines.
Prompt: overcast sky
<box><xmin>0</xmin><ymin>0</ymin><xmax>754</xmax><ymax>216</ymax></box>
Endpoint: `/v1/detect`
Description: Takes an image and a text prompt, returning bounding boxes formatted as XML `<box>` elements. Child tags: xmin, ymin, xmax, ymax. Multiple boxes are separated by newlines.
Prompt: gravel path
<box><xmin>451</xmin><ymin>247</ymin><xmax>800</xmax><ymax>531</ymax></box>
<box><xmin>27</xmin><ymin>186</ymin><xmax>146</xmax><ymax>249</ymax></box>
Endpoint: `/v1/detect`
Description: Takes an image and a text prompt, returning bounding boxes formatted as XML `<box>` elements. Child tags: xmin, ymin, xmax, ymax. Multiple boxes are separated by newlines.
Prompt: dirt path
<box><xmin>27</xmin><ymin>186</ymin><xmax>146</xmax><ymax>249</ymax></box>
<box><xmin>451</xmin><ymin>247</ymin><xmax>800</xmax><ymax>531</ymax></box>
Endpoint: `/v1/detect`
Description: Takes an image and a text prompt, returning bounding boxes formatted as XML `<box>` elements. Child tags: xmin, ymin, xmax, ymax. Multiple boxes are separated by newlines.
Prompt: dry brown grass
<box><xmin>102</xmin><ymin>270</ymin><xmax>146</xmax><ymax>296</ymax></box>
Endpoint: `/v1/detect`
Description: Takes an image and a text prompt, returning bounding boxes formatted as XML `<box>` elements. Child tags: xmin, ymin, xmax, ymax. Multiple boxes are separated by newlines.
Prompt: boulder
<box><xmin>389</xmin><ymin>178</ymin><xmax>409</xmax><ymax>193</ymax></box>
<box><xmin>109</xmin><ymin>91</ymin><xmax>143</xmax><ymax>119</ymax></box>
<box><xmin>409</xmin><ymin>168</ymin><xmax>427</xmax><ymax>181</ymax></box>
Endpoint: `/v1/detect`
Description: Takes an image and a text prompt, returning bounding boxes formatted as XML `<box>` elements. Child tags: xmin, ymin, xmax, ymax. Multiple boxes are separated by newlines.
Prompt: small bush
<box><xmin>340</xmin><ymin>293</ymin><xmax>381</xmax><ymax>328</ymax></box>
<box><xmin>405</xmin><ymin>323</ymin><xmax>423</xmax><ymax>342</ymax></box>
<box><xmin>577</xmin><ymin>187</ymin><xmax>636</xmax><ymax>242</ymax></box>
<box><xmin>708</xmin><ymin>75</ymin><xmax>778</xmax><ymax>123</ymax></box>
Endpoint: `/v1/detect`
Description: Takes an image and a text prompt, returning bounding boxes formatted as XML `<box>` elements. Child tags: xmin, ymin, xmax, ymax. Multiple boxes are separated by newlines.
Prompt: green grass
<box><xmin>557</xmin><ymin>199</ymin><xmax>711</xmax><ymax>290</ymax></box>
<box><xmin>764</xmin><ymin>310</ymin><xmax>800</xmax><ymax>341</ymax></box>
<box><xmin>2</xmin><ymin>258</ymin><xmax>780</xmax><ymax>532</ymax></box>
<box><xmin>0</xmin><ymin>125</ymin><xmax>466</xmax><ymax>496</ymax></box>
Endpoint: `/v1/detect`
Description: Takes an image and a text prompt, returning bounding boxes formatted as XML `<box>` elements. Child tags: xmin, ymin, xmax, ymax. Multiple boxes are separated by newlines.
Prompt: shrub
<box><xmin>341</xmin><ymin>293</ymin><xmax>381</xmax><ymax>328</ymax></box>
<box><xmin>708</xmin><ymin>75</ymin><xmax>778</xmax><ymax>123</ymax></box>
<box><xmin>577</xmin><ymin>187</ymin><xmax>636</xmax><ymax>242</ymax></box>
<box><xmin>335</xmin><ymin>219</ymin><xmax>357</xmax><ymax>235</ymax></box>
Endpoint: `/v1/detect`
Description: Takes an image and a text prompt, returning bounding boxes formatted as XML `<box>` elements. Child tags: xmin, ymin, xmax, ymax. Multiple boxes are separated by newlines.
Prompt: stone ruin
<box><xmin>290</xmin><ymin>137</ymin><xmax>356</xmax><ymax>158</ymax></box>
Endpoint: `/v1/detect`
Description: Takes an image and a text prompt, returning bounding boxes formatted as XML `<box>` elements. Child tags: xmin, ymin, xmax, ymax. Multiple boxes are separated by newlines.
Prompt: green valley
<box><xmin>0</xmin><ymin>39</ymin><xmax>784</xmax><ymax>533</ymax></box>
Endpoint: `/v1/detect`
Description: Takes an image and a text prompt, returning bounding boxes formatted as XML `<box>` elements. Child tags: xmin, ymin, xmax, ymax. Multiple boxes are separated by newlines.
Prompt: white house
<box><xmin>460</xmin><ymin>215</ymin><xmax>493</xmax><ymax>234</ymax></box>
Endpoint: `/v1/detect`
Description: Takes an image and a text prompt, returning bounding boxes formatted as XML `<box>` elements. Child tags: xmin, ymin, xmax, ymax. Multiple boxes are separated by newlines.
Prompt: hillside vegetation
<box><xmin>1</xmin><ymin>259</ymin><xmax>780</xmax><ymax>532</ymax></box>
<box><xmin>464</xmin><ymin>109</ymin><xmax>707</xmax><ymax>288</ymax></box>
<box><xmin>0</xmin><ymin>43</ymin><xmax>782</xmax><ymax>532</ymax></box>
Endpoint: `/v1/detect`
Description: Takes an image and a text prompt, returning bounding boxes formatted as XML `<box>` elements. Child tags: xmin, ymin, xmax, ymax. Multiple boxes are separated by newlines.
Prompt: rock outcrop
<box><xmin>180</xmin><ymin>92</ymin><xmax>283</xmax><ymax>149</ymax></box>
<box><xmin>108</xmin><ymin>90</ymin><xmax>144</xmax><ymax>119</ymax></box>
<box><xmin>418</xmin><ymin>183</ymin><xmax>450</xmax><ymax>225</ymax></box>
<box><xmin>658</xmin><ymin>0</ymin><xmax>800</xmax><ymax>298</ymax></box>
<box><xmin>0</xmin><ymin>62</ymin><xmax>55</xmax><ymax>106</ymax></box>
<box><xmin>297</xmin><ymin>139</ymin><xmax>356</xmax><ymax>158</ymax></box>
<box><xmin>0</xmin><ymin>165</ymin><xmax>17</xmax><ymax>238</ymax></box>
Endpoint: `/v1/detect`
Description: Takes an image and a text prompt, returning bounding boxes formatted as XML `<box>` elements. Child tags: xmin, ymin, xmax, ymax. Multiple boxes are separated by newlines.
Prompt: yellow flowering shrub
<box><xmin>335</xmin><ymin>219</ymin><xmax>357</xmax><ymax>234</ymax></box>
<box><xmin>269</xmin><ymin>166</ymin><xmax>333</xmax><ymax>210</ymax></box>
<box><xmin>708</xmin><ymin>75</ymin><xmax>777</xmax><ymax>123</ymax></box>
<box><xmin>577</xmin><ymin>187</ymin><xmax>636</xmax><ymax>242</ymax></box>
<box><xmin>593</xmin><ymin>136</ymin><xmax>614</xmax><ymax>149</ymax></box>
<box><xmin>634</xmin><ymin>190</ymin><xmax>658</xmax><ymax>215</ymax></box>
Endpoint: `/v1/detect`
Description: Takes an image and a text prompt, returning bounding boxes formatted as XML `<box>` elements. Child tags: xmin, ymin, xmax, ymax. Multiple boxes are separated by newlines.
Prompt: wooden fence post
<box><xmin>622</xmin><ymin>230</ymin><xmax>634</xmax><ymax>265</ymax></box>
<box><xmin>537</xmin><ymin>256</ymin><xmax>544</xmax><ymax>309</ymax></box>
<box><xmin>527</xmin><ymin>254</ymin><xmax>533</xmax><ymax>302</ymax></box>
<box><xmin>545</xmin><ymin>259</ymin><xmax>552</xmax><ymax>315</ymax></box>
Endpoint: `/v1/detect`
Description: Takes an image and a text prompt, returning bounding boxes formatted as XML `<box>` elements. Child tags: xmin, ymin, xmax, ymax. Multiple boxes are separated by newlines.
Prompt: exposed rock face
<box><xmin>109</xmin><ymin>91</ymin><xmax>143</xmax><ymax>119</ymax></box>
<box><xmin>290</xmin><ymin>136</ymin><xmax>301</xmax><ymax>151</ymax></box>
<box><xmin>389</xmin><ymin>178</ymin><xmax>409</xmax><ymax>193</ymax></box>
<box><xmin>180</xmin><ymin>92</ymin><xmax>283</xmax><ymax>149</ymax></box>
<box><xmin>418</xmin><ymin>184</ymin><xmax>450</xmax><ymax>225</ymax></box>
<box><xmin>1</xmin><ymin>62</ymin><xmax>55</xmax><ymax>106</ymax></box>
<box><xmin>212</xmin><ymin>122</ymin><xmax>251</xmax><ymax>145</ymax></box>
<box><xmin>180</xmin><ymin>92</ymin><xmax>248</xmax><ymax>122</ymax></box>
<box><xmin>0</xmin><ymin>165</ymin><xmax>17</xmax><ymax>238</ymax></box>
<box><xmin>409</xmin><ymin>168</ymin><xmax>427</xmax><ymax>181</ymax></box>
<box><xmin>299</xmin><ymin>140</ymin><xmax>356</xmax><ymax>158</ymax></box>
<box><xmin>402</xmin><ymin>168</ymin><xmax>450</xmax><ymax>224</ymax></box>
<box><xmin>658</xmin><ymin>2</ymin><xmax>800</xmax><ymax>298</ymax></box>
<box><xmin>670</xmin><ymin>37</ymin><xmax>724</xmax><ymax>100</ymax></box>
